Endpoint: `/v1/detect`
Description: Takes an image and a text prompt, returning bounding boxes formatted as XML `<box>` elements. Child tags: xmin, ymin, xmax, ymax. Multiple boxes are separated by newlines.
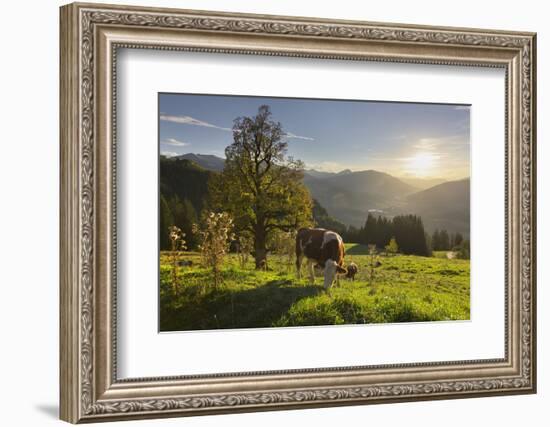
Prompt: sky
<box><xmin>159</xmin><ymin>93</ymin><xmax>470</xmax><ymax>180</ymax></box>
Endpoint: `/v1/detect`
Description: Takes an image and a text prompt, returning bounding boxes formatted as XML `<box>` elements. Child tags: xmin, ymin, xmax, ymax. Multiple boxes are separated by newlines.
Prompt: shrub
<box><xmin>385</xmin><ymin>237</ymin><xmax>399</xmax><ymax>256</ymax></box>
<box><xmin>193</xmin><ymin>212</ymin><xmax>235</xmax><ymax>288</ymax></box>
<box><xmin>236</xmin><ymin>233</ymin><xmax>254</xmax><ymax>269</ymax></box>
<box><xmin>367</xmin><ymin>244</ymin><xmax>378</xmax><ymax>282</ymax></box>
<box><xmin>455</xmin><ymin>240</ymin><xmax>470</xmax><ymax>259</ymax></box>
<box><xmin>168</xmin><ymin>225</ymin><xmax>187</xmax><ymax>293</ymax></box>
<box><xmin>270</xmin><ymin>230</ymin><xmax>296</xmax><ymax>272</ymax></box>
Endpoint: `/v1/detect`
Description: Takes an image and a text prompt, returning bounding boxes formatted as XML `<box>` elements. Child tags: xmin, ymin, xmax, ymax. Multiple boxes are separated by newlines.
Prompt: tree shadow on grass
<box><xmin>160</xmin><ymin>279</ymin><xmax>324</xmax><ymax>332</ymax></box>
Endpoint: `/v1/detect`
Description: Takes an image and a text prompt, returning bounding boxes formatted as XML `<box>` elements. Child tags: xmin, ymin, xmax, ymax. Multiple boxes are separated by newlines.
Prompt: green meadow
<box><xmin>159</xmin><ymin>243</ymin><xmax>470</xmax><ymax>332</ymax></box>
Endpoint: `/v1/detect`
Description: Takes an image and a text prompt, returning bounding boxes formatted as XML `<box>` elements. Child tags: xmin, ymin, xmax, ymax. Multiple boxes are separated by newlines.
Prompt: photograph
<box><xmin>158</xmin><ymin>93</ymin><xmax>471</xmax><ymax>332</ymax></box>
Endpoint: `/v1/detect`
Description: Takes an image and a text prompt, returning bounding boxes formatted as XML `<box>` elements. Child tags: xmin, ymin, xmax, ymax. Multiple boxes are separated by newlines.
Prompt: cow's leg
<box><xmin>324</xmin><ymin>260</ymin><xmax>337</xmax><ymax>290</ymax></box>
<box><xmin>306</xmin><ymin>259</ymin><xmax>315</xmax><ymax>284</ymax></box>
<box><xmin>296</xmin><ymin>254</ymin><xmax>303</xmax><ymax>279</ymax></box>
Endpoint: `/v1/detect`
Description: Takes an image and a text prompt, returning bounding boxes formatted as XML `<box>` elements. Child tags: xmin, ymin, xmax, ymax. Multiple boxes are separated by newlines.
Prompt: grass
<box><xmin>159</xmin><ymin>243</ymin><xmax>470</xmax><ymax>331</ymax></box>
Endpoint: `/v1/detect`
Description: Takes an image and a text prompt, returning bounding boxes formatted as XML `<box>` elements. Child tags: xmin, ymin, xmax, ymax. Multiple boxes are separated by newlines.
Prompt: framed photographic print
<box><xmin>60</xmin><ymin>2</ymin><xmax>537</xmax><ymax>423</ymax></box>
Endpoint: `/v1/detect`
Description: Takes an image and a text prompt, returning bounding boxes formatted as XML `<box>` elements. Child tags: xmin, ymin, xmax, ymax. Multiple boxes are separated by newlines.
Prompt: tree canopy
<box><xmin>208</xmin><ymin>105</ymin><xmax>312</xmax><ymax>268</ymax></box>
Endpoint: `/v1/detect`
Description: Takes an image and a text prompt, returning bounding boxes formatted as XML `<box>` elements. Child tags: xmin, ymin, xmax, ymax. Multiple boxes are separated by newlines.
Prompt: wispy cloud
<box><xmin>412</xmin><ymin>135</ymin><xmax>469</xmax><ymax>151</ymax></box>
<box><xmin>161</xmin><ymin>113</ymin><xmax>314</xmax><ymax>141</ymax></box>
<box><xmin>160</xmin><ymin>151</ymin><xmax>178</xmax><ymax>158</ymax></box>
<box><xmin>160</xmin><ymin>114</ymin><xmax>232</xmax><ymax>131</ymax></box>
<box><xmin>161</xmin><ymin>137</ymin><xmax>189</xmax><ymax>147</ymax></box>
<box><xmin>284</xmin><ymin>131</ymin><xmax>314</xmax><ymax>141</ymax></box>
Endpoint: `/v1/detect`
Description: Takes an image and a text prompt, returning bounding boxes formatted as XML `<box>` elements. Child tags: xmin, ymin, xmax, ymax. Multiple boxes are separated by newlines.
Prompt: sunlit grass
<box><xmin>159</xmin><ymin>245</ymin><xmax>470</xmax><ymax>331</ymax></box>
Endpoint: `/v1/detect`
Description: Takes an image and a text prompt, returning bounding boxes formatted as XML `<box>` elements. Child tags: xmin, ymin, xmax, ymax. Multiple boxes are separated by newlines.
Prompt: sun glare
<box><xmin>406</xmin><ymin>152</ymin><xmax>437</xmax><ymax>176</ymax></box>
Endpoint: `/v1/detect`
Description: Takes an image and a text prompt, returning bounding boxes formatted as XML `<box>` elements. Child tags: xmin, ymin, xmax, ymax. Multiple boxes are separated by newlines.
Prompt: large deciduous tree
<box><xmin>209</xmin><ymin>105</ymin><xmax>312</xmax><ymax>269</ymax></box>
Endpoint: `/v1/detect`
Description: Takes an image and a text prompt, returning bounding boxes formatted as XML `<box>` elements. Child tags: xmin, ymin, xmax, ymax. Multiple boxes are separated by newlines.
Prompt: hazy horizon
<box><xmin>159</xmin><ymin>93</ymin><xmax>470</xmax><ymax>180</ymax></box>
<box><xmin>165</xmin><ymin>151</ymin><xmax>470</xmax><ymax>184</ymax></box>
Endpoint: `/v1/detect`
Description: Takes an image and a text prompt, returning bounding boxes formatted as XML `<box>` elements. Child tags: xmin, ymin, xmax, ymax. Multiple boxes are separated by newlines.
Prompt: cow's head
<box><xmin>324</xmin><ymin>260</ymin><xmax>347</xmax><ymax>289</ymax></box>
<box><xmin>345</xmin><ymin>262</ymin><xmax>358</xmax><ymax>279</ymax></box>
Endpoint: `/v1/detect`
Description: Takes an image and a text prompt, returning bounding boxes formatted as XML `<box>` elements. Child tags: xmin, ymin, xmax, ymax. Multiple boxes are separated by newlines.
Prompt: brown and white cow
<box><xmin>296</xmin><ymin>228</ymin><xmax>347</xmax><ymax>289</ymax></box>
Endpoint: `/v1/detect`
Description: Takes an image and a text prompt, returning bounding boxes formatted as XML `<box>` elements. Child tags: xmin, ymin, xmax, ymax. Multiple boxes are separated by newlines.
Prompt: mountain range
<box><xmin>305</xmin><ymin>170</ymin><xmax>446</xmax><ymax>190</ymax></box>
<box><xmin>172</xmin><ymin>153</ymin><xmax>225</xmax><ymax>172</ymax></box>
<box><xmin>406</xmin><ymin>178</ymin><xmax>470</xmax><ymax>235</ymax></box>
<box><xmin>168</xmin><ymin>153</ymin><xmax>470</xmax><ymax>236</ymax></box>
<box><xmin>302</xmin><ymin>169</ymin><xmax>415</xmax><ymax>228</ymax></box>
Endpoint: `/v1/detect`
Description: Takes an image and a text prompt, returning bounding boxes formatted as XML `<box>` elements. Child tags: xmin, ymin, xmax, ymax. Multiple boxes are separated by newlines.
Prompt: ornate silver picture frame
<box><xmin>60</xmin><ymin>2</ymin><xmax>536</xmax><ymax>423</ymax></box>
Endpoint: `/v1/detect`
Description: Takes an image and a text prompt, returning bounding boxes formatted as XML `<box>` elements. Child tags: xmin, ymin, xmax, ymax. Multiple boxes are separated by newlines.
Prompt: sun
<box><xmin>406</xmin><ymin>152</ymin><xmax>437</xmax><ymax>176</ymax></box>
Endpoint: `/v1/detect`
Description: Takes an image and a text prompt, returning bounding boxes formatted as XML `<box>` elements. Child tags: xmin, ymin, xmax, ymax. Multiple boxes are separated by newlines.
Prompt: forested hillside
<box><xmin>160</xmin><ymin>157</ymin><xmax>348</xmax><ymax>250</ymax></box>
<box><xmin>406</xmin><ymin>178</ymin><xmax>470</xmax><ymax>236</ymax></box>
<box><xmin>159</xmin><ymin>157</ymin><xmax>213</xmax><ymax>249</ymax></box>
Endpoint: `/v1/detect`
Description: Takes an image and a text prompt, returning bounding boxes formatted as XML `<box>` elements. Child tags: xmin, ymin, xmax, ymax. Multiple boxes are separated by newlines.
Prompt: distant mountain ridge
<box><xmin>172</xmin><ymin>153</ymin><xmax>225</xmax><ymax>172</ymax></box>
<box><xmin>406</xmin><ymin>178</ymin><xmax>470</xmax><ymax>235</ymax></box>
<box><xmin>304</xmin><ymin>169</ymin><xmax>335</xmax><ymax>179</ymax></box>
<box><xmin>303</xmin><ymin>169</ymin><xmax>417</xmax><ymax>227</ymax></box>
<box><xmin>169</xmin><ymin>153</ymin><xmax>470</xmax><ymax>235</ymax></box>
<box><xmin>399</xmin><ymin>176</ymin><xmax>447</xmax><ymax>190</ymax></box>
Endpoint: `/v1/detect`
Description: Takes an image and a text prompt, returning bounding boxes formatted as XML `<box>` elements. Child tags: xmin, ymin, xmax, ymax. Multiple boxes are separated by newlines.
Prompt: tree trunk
<box><xmin>254</xmin><ymin>226</ymin><xmax>268</xmax><ymax>270</ymax></box>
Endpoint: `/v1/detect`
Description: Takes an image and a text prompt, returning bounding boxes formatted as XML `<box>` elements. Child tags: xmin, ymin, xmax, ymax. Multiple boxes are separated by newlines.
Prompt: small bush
<box><xmin>270</xmin><ymin>230</ymin><xmax>296</xmax><ymax>272</ymax></box>
<box><xmin>193</xmin><ymin>212</ymin><xmax>235</xmax><ymax>288</ymax></box>
<box><xmin>455</xmin><ymin>240</ymin><xmax>470</xmax><ymax>260</ymax></box>
<box><xmin>168</xmin><ymin>225</ymin><xmax>187</xmax><ymax>293</ymax></box>
<box><xmin>385</xmin><ymin>237</ymin><xmax>399</xmax><ymax>256</ymax></box>
<box><xmin>236</xmin><ymin>233</ymin><xmax>254</xmax><ymax>269</ymax></box>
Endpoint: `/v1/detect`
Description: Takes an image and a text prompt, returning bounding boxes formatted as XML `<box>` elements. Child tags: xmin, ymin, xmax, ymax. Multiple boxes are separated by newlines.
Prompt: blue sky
<box><xmin>159</xmin><ymin>93</ymin><xmax>470</xmax><ymax>179</ymax></box>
